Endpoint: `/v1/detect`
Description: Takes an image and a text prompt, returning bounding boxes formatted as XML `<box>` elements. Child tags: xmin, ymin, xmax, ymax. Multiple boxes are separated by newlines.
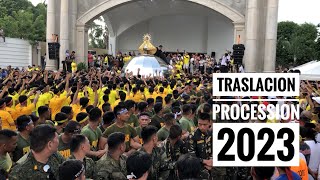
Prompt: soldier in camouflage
<box><xmin>159</xmin><ymin>124</ymin><xmax>188</xmax><ymax>180</ymax></box>
<box><xmin>187</xmin><ymin>113</ymin><xmax>229</xmax><ymax>180</ymax></box>
<box><xmin>59</xmin><ymin>159</ymin><xmax>86</xmax><ymax>180</ymax></box>
<box><xmin>9</xmin><ymin>125</ymin><xmax>65</xmax><ymax>180</ymax></box>
<box><xmin>126</xmin><ymin>151</ymin><xmax>153</xmax><ymax>180</ymax></box>
<box><xmin>69</xmin><ymin>134</ymin><xmax>95</xmax><ymax>179</ymax></box>
<box><xmin>139</xmin><ymin>125</ymin><xmax>170</xmax><ymax>180</ymax></box>
<box><xmin>94</xmin><ymin>132</ymin><xmax>127</xmax><ymax>180</ymax></box>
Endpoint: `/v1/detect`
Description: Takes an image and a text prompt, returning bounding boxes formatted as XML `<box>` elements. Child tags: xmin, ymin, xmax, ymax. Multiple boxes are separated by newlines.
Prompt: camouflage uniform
<box><xmin>138</xmin><ymin>146</ymin><xmax>170</xmax><ymax>180</ymax></box>
<box><xmin>94</xmin><ymin>153</ymin><xmax>127</xmax><ymax>180</ymax></box>
<box><xmin>187</xmin><ymin>128</ymin><xmax>228</xmax><ymax>180</ymax></box>
<box><xmin>236</xmin><ymin>167</ymin><xmax>251</xmax><ymax>180</ymax></box>
<box><xmin>68</xmin><ymin>154</ymin><xmax>95</xmax><ymax>179</ymax></box>
<box><xmin>9</xmin><ymin>152</ymin><xmax>65</xmax><ymax>180</ymax></box>
<box><xmin>159</xmin><ymin>138</ymin><xmax>188</xmax><ymax>180</ymax></box>
<box><xmin>150</xmin><ymin>114</ymin><xmax>163</xmax><ymax>130</ymax></box>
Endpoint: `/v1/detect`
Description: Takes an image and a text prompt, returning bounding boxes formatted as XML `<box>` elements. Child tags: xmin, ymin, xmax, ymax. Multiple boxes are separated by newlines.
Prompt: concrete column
<box><xmin>108</xmin><ymin>36</ymin><xmax>116</xmax><ymax>56</ymax></box>
<box><xmin>204</xmin><ymin>16</ymin><xmax>209</xmax><ymax>54</ymax></box>
<box><xmin>233</xmin><ymin>22</ymin><xmax>245</xmax><ymax>44</ymax></box>
<box><xmin>37</xmin><ymin>45</ymin><xmax>41</xmax><ymax>66</ymax></box>
<box><xmin>59</xmin><ymin>0</ymin><xmax>69</xmax><ymax>70</ymax></box>
<box><xmin>244</xmin><ymin>0</ymin><xmax>259</xmax><ymax>72</ymax></box>
<box><xmin>45</xmin><ymin>0</ymin><xmax>56</xmax><ymax>70</ymax></box>
<box><xmin>263</xmin><ymin>0</ymin><xmax>279</xmax><ymax>72</ymax></box>
<box><xmin>76</xmin><ymin>25</ymin><xmax>89</xmax><ymax>64</ymax></box>
<box><xmin>70</xmin><ymin>0</ymin><xmax>78</xmax><ymax>51</ymax></box>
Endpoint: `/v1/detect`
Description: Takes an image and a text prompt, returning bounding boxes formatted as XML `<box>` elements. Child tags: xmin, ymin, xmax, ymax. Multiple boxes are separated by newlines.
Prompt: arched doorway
<box><xmin>74</xmin><ymin>0</ymin><xmax>245</xmax><ymax>64</ymax></box>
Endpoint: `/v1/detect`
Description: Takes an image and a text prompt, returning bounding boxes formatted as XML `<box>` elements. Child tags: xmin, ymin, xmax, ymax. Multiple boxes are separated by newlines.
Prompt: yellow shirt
<box><xmin>36</xmin><ymin>93</ymin><xmax>51</xmax><ymax>113</ymax></box>
<box><xmin>71</xmin><ymin>62</ymin><xmax>77</xmax><ymax>72</ymax></box>
<box><xmin>85</xmin><ymin>87</ymin><xmax>95</xmax><ymax>105</ymax></box>
<box><xmin>15</xmin><ymin>104</ymin><xmax>35</xmax><ymax>120</ymax></box>
<box><xmin>167</xmin><ymin>87</ymin><xmax>173</xmax><ymax>95</ymax></box>
<box><xmin>8</xmin><ymin>94</ymin><xmax>19</xmax><ymax>109</ymax></box>
<box><xmin>176</xmin><ymin>74</ymin><xmax>181</xmax><ymax>79</ymax></box>
<box><xmin>60</xmin><ymin>91</ymin><xmax>71</xmax><ymax>106</ymax></box>
<box><xmin>5</xmin><ymin>107</ymin><xmax>17</xmax><ymax>122</ymax></box>
<box><xmin>109</xmin><ymin>90</ymin><xmax>118</xmax><ymax>105</ymax></box>
<box><xmin>175</xmin><ymin>64</ymin><xmax>182</xmax><ymax>71</ymax></box>
<box><xmin>129</xmin><ymin>92</ymin><xmax>144</xmax><ymax>103</ymax></box>
<box><xmin>158</xmin><ymin>93</ymin><xmax>166</xmax><ymax>99</ymax></box>
<box><xmin>97</xmin><ymin>88</ymin><xmax>106</xmax><ymax>105</ymax></box>
<box><xmin>146</xmin><ymin>93</ymin><xmax>156</xmax><ymax>100</ymax></box>
<box><xmin>71</xmin><ymin>104</ymin><xmax>81</xmax><ymax>120</ymax></box>
<box><xmin>0</xmin><ymin>110</ymin><xmax>16</xmax><ymax>131</ymax></box>
<box><xmin>104</xmin><ymin>56</ymin><xmax>109</xmax><ymax>64</ymax></box>
<box><xmin>183</xmin><ymin>55</ymin><xmax>190</xmax><ymax>64</ymax></box>
<box><xmin>111</xmin><ymin>99</ymin><xmax>121</xmax><ymax>111</ymax></box>
<box><xmin>49</xmin><ymin>95</ymin><xmax>67</xmax><ymax>120</ymax></box>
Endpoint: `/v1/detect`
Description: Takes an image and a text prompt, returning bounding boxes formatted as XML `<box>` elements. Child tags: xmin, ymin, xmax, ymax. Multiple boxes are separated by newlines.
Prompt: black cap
<box><xmin>102</xmin><ymin>112</ymin><xmax>115</xmax><ymax>125</ymax></box>
<box><xmin>64</xmin><ymin>121</ymin><xmax>81</xmax><ymax>134</ymax></box>
<box><xmin>59</xmin><ymin>160</ymin><xmax>85</xmax><ymax>180</ymax></box>
<box><xmin>300</xmin><ymin>114</ymin><xmax>311</xmax><ymax>123</ymax></box>
<box><xmin>159</xmin><ymin>45</ymin><xmax>163</xmax><ymax>47</ymax></box>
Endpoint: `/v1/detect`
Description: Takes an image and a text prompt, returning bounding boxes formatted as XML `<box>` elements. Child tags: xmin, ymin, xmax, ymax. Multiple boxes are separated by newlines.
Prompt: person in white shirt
<box><xmin>239</xmin><ymin>64</ymin><xmax>245</xmax><ymax>73</ymax></box>
<box><xmin>304</xmin><ymin>127</ymin><xmax>320</xmax><ymax>179</ymax></box>
<box><xmin>220</xmin><ymin>53</ymin><xmax>229</xmax><ymax>73</ymax></box>
<box><xmin>190</xmin><ymin>55</ymin><xmax>195</xmax><ymax>75</ymax></box>
<box><xmin>199</xmin><ymin>57</ymin><xmax>205</xmax><ymax>74</ymax></box>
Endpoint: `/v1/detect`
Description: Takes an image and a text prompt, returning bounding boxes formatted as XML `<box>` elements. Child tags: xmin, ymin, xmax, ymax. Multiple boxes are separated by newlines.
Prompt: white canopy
<box><xmin>290</xmin><ymin>60</ymin><xmax>320</xmax><ymax>80</ymax></box>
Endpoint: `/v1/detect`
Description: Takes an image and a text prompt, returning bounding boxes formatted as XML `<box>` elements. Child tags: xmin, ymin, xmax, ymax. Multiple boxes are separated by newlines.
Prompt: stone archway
<box><xmin>74</xmin><ymin>0</ymin><xmax>245</xmax><ymax>65</ymax></box>
<box><xmin>47</xmin><ymin>0</ymin><xmax>279</xmax><ymax>72</ymax></box>
<box><xmin>77</xmin><ymin>0</ymin><xmax>245</xmax><ymax>25</ymax></box>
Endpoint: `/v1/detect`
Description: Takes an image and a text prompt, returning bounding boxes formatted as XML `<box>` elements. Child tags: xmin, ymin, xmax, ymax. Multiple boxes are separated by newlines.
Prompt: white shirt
<box><xmin>305</xmin><ymin>140</ymin><xmax>320</xmax><ymax>172</ymax></box>
<box><xmin>239</xmin><ymin>65</ymin><xmax>245</xmax><ymax>73</ymax></box>
<box><xmin>190</xmin><ymin>58</ymin><xmax>194</xmax><ymax>64</ymax></box>
<box><xmin>221</xmin><ymin>55</ymin><xmax>229</xmax><ymax>66</ymax></box>
<box><xmin>199</xmin><ymin>59</ymin><xmax>205</xmax><ymax>66</ymax></box>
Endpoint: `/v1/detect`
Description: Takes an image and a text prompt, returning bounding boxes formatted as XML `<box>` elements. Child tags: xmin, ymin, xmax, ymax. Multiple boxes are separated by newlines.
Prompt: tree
<box><xmin>276</xmin><ymin>22</ymin><xmax>318</xmax><ymax>67</ymax></box>
<box><xmin>0</xmin><ymin>0</ymin><xmax>46</xmax><ymax>44</ymax></box>
<box><xmin>276</xmin><ymin>21</ymin><xmax>298</xmax><ymax>66</ymax></box>
<box><xmin>88</xmin><ymin>17</ymin><xmax>109</xmax><ymax>49</ymax></box>
<box><xmin>291</xmin><ymin>23</ymin><xmax>318</xmax><ymax>64</ymax></box>
<box><xmin>0</xmin><ymin>0</ymin><xmax>33</xmax><ymax>16</ymax></box>
<box><xmin>315</xmin><ymin>25</ymin><xmax>320</xmax><ymax>60</ymax></box>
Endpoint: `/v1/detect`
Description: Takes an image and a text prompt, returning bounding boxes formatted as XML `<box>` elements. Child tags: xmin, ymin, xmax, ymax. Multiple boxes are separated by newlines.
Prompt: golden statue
<box><xmin>138</xmin><ymin>34</ymin><xmax>157</xmax><ymax>55</ymax></box>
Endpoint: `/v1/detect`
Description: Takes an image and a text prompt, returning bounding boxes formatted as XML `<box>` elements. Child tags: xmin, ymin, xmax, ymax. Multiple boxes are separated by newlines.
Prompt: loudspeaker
<box><xmin>233</xmin><ymin>44</ymin><xmax>245</xmax><ymax>50</ymax></box>
<box><xmin>233</xmin><ymin>50</ymin><xmax>244</xmax><ymax>56</ymax></box>
<box><xmin>48</xmin><ymin>43</ymin><xmax>60</xmax><ymax>59</ymax></box>
<box><xmin>234</xmin><ymin>56</ymin><xmax>243</xmax><ymax>64</ymax></box>
<box><xmin>211</xmin><ymin>52</ymin><xmax>216</xmax><ymax>57</ymax></box>
<box><xmin>233</xmin><ymin>44</ymin><xmax>245</xmax><ymax>65</ymax></box>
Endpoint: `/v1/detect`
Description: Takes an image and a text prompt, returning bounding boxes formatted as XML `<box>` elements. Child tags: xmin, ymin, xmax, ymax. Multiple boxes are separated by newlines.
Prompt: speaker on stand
<box><xmin>48</xmin><ymin>42</ymin><xmax>60</xmax><ymax>70</ymax></box>
<box><xmin>232</xmin><ymin>43</ymin><xmax>245</xmax><ymax>72</ymax></box>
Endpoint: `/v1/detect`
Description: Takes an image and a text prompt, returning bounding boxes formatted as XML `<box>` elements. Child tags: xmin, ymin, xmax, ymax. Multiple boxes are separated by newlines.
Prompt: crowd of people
<box><xmin>83</xmin><ymin>46</ymin><xmax>239</xmax><ymax>75</ymax></box>
<box><xmin>0</xmin><ymin>47</ymin><xmax>318</xmax><ymax>180</ymax></box>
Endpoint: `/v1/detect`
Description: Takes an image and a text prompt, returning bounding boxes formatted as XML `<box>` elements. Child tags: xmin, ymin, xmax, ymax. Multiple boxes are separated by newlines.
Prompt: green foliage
<box><xmin>316</xmin><ymin>31</ymin><xmax>320</xmax><ymax>60</ymax></box>
<box><xmin>77</xmin><ymin>62</ymin><xmax>87</xmax><ymax>71</ymax></box>
<box><xmin>88</xmin><ymin>17</ymin><xmax>108</xmax><ymax>49</ymax></box>
<box><xmin>276</xmin><ymin>21</ymin><xmax>319</xmax><ymax>67</ymax></box>
<box><xmin>0</xmin><ymin>0</ymin><xmax>46</xmax><ymax>44</ymax></box>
